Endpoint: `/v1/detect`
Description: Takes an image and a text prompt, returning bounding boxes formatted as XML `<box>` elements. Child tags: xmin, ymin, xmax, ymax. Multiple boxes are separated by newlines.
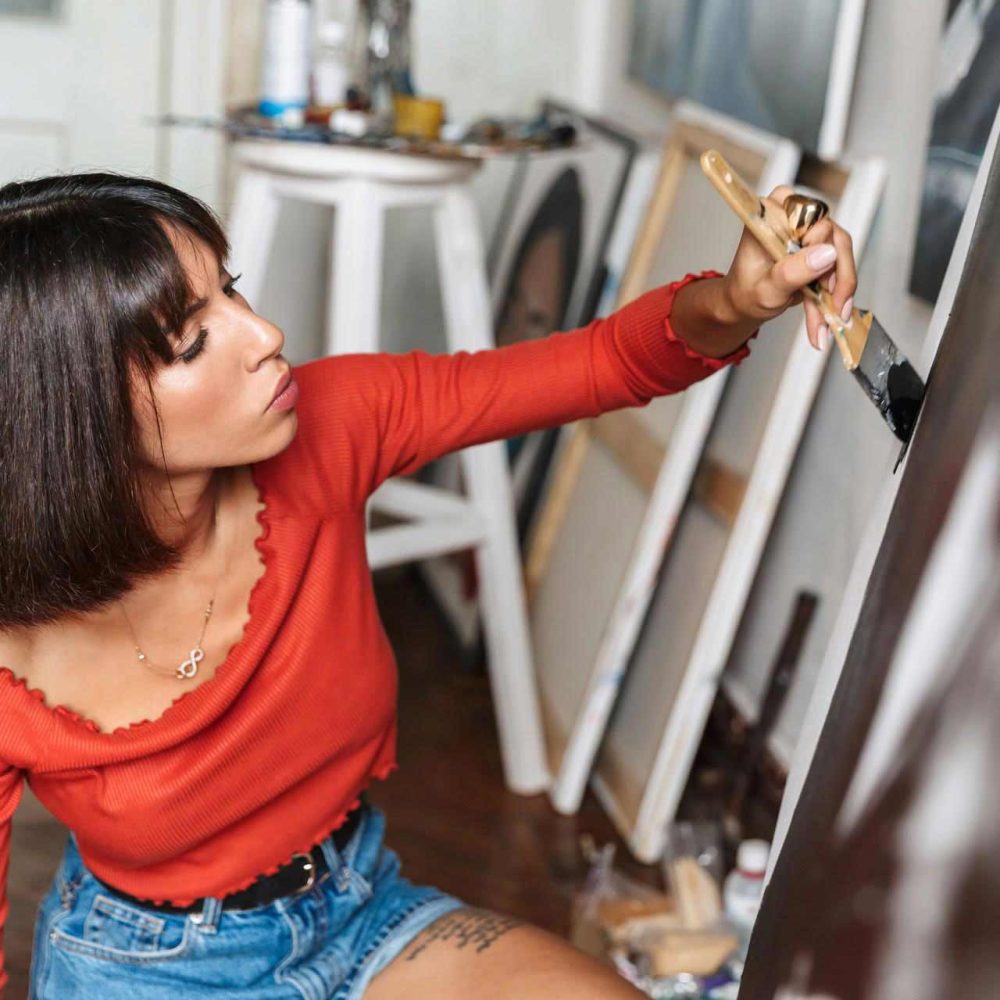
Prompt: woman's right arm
<box><xmin>283</xmin><ymin>275</ymin><xmax>753</xmax><ymax>512</ymax></box>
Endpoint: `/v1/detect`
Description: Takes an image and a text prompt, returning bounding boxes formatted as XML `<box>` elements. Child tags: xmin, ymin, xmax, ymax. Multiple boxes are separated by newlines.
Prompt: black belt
<box><xmin>94</xmin><ymin>794</ymin><xmax>368</xmax><ymax>915</ymax></box>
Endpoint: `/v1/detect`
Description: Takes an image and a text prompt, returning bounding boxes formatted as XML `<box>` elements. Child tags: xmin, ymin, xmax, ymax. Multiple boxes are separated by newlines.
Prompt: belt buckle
<box><xmin>290</xmin><ymin>852</ymin><xmax>318</xmax><ymax>895</ymax></box>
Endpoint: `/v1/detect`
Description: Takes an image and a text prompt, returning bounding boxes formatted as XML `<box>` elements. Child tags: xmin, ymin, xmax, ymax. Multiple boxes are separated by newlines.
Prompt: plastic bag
<box><xmin>572</xmin><ymin>826</ymin><xmax>740</xmax><ymax>997</ymax></box>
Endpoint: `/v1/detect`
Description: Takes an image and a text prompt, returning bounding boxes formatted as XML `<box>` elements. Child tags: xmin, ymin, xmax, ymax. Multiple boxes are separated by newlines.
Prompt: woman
<box><xmin>0</xmin><ymin>172</ymin><xmax>854</xmax><ymax>999</ymax></box>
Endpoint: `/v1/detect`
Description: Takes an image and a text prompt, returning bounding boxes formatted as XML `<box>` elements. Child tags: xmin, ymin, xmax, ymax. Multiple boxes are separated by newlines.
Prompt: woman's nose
<box><xmin>248</xmin><ymin>311</ymin><xmax>285</xmax><ymax>362</ymax></box>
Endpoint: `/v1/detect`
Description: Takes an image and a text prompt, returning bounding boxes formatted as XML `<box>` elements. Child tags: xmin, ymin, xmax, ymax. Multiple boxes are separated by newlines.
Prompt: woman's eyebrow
<box><xmin>180</xmin><ymin>295</ymin><xmax>210</xmax><ymax>323</ymax></box>
<box><xmin>167</xmin><ymin>267</ymin><xmax>230</xmax><ymax>333</ymax></box>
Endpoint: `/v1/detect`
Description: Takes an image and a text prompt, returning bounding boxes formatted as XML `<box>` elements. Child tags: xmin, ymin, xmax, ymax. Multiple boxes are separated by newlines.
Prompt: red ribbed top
<box><xmin>0</xmin><ymin>273</ymin><xmax>751</xmax><ymax>990</ymax></box>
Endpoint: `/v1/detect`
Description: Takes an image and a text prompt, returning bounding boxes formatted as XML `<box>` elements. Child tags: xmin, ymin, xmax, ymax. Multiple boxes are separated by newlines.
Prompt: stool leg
<box><xmin>226</xmin><ymin>168</ymin><xmax>281</xmax><ymax>310</ymax></box>
<box><xmin>434</xmin><ymin>185</ymin><xmax>549</xmax><ymax>795</ymax></box>
<box><xmin>327</xmin><ymin>179</ymin><xmax>385</xmax><ymax>355</ymax></box>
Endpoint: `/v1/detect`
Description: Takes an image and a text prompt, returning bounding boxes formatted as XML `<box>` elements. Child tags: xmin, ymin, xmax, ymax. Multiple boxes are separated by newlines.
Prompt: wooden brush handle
<box><xmin>700</xmin><ymin>149</ymin><xmax>866</xmax><ymax>370</ymax></box>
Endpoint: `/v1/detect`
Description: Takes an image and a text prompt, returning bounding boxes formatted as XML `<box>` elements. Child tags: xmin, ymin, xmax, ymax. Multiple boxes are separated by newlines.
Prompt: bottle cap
<box><xmin>736</xmin><ymin>839</ymin><xmax>770</xmax><ymax>876</ymax></box>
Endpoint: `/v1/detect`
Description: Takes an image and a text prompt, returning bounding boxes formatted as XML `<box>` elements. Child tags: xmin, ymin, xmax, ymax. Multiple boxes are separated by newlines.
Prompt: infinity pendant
<box><xmin>176</xmin><ymin>647</ymin><xmax>205</xmax><ymax>680</ymax></box>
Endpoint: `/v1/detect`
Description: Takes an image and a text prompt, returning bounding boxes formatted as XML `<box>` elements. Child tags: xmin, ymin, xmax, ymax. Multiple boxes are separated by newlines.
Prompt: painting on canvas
<box><xmin>628</xmin><ymin>0</ymin><xmax>866</xmax><ymax>158</ymax></box>
<box><xmin>420</xmin><ymin>105</ymin><xmax>640</xmax><ymax>651</ymax></box>
<box><xmin>0</xmin><ymin>0</ymin><xmax>60</xmax><ymax>14</ymax></box>
<box><xmin>909</xmin><ymin>0</ymin><xmax>1000</xmax><ymax>303</ymax></box>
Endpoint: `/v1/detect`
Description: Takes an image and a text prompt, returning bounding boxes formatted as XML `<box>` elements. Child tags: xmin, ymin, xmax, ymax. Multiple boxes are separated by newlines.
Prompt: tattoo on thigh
<box><xmin>404</xmin><ymin>907</ymin><xmax>523</xmax><ymax>961</ymax></box>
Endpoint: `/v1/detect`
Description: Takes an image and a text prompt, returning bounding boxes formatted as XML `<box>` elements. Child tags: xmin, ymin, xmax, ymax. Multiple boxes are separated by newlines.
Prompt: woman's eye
<box><xmin>178</xmin><ymin>327</ymin><xmax>208</xmax><ymax>363</ymax></box>
<box><xmin>224</xmin><ymin>273</ymin><xmax>242</xmax><ymax>298</ymax></box>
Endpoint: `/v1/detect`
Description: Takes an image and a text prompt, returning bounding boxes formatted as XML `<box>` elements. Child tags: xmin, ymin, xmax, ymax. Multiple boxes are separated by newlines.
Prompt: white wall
<box><xmin>412</xmin><ymin>0</ymin><xmax>579</xmax><ymax>121</ymax></box>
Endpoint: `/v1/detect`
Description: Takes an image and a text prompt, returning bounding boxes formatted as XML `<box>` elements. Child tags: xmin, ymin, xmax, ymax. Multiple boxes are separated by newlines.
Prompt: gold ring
<box><xmin>783</xmin><ymin>194</ymin><xmax>830</xmax><ymax>241</ymax></box>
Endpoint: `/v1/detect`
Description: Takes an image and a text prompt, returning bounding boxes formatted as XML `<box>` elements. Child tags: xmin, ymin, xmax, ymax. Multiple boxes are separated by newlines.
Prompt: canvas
<box><xmin>419</xmin><ymin>103</ymin><xmax>642</xmax><ymax>654</ymax></box>
<box><xmin>522</xmin><ymin>104</ymin><xmax>802</xmax><ymax>827</ymax></box>
<box><xmin>628</xmin><ymin>0</ymin><xmax>867</xmax><ymax>158</ymax></box>
<box><xmin>909</xmin><ymin>0</ymin><xmax>1000</xmax><ymax>303</ymax></box>
<box><xmin>741</xmin><ymin>114</ymin><xmax>1000</xmax><ymax>998</ymax></box>
<box><xmin>587</xmin><ymin>154</ymin><xmax>885</xmax><ymax>862</ymax></box>
<box><xmin>767</xmin><ymin>104</ymin><xmax>1000</xmax><ymax>872</ymax></box>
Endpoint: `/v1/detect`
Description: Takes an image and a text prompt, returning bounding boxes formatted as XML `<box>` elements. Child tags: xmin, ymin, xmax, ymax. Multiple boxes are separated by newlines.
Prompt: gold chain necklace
<box><xmin>119</xmin><ymin>479</ymin><xmax>232</xmax><ymax>681</ymax></box>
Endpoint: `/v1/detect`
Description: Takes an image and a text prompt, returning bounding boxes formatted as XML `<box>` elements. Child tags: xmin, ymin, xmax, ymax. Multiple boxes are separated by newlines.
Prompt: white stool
<box><xmin>227</xmin><ymin>140</ymin><xmax>549</xmax><ymax>795</ymax></box>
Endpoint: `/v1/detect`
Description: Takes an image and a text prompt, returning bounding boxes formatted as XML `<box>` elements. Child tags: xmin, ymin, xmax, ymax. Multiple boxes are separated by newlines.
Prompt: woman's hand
<box><xmin>722</xmin><ymin>184</ymin><xmax>858</xmax><ymax>351</ymax></box>
<box><xmin>670</xmin><ymin>184</ymin><xmax>858</xmax><ymax>358</ymax></box>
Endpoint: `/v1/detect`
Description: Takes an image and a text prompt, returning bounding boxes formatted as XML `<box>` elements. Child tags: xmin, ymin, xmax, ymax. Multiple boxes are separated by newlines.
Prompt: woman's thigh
<box><xmin>363</xmin><ymin>906</ymin><xmax>646</xmax><ymax>1000</ymax></box>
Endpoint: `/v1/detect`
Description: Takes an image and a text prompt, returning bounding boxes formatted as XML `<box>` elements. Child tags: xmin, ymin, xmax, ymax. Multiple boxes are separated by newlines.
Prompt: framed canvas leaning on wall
<box><xmin>523</xmin><ymin>103</ymin><xmax>803</xmax><ymax>826</ymax></box>
<box><xmin>418</xmin><ymin>102</ymin><xmax>646</xmax><ymax>656</ymax></box>
<box><xmin>593</xmin><ymin>154</ymin><xmax>887</xmax><ymax>864</ymax></box>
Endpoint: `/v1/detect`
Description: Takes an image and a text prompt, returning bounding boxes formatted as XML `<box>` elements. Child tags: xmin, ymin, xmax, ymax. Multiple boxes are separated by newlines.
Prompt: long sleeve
<box><xmin>287</xmin><ymin>271</ymin><xmax>753</xmax><ymax>510</ymax></box>
<box><xmin>0</xmin><ymin>764</ymin><xmax>24</xmax><ymax>998</ymax></box>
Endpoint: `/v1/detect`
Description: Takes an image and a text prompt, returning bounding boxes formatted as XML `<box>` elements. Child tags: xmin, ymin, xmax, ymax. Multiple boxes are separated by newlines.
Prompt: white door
<box><xmin>0</xmin><ymin>0</ymin><xmax>227</xmax><ymax>207</ymax></box>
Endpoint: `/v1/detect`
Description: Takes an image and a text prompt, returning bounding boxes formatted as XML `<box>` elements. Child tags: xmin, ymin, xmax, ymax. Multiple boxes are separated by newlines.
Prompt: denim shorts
<box><xmin>28</xmin><ymin>799</ymin><xmax>467</xmax><ymax>999</ymax></box>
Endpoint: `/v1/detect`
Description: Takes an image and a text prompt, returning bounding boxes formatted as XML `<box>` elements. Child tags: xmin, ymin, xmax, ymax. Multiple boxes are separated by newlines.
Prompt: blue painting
<box><xmin>0</xmin><ymin>0</ymin><xmax>60</xmax><ymax>14</ymax></box>
<box><xmin>629</xmin><ymin>0</ymin><xmax>859</xmax><ymax>156</ymax></box>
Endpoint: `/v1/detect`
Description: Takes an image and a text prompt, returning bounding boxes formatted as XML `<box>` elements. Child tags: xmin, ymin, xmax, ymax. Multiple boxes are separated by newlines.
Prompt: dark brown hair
<box><xmin>0</xmin><ymin>172</ymin><xmax>230</xmax><ymax>630</ymax></box>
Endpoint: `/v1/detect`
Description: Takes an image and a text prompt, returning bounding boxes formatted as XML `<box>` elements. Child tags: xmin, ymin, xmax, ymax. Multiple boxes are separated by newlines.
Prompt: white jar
<box><xmin>260</xmin><ymin>0</ymin><xmax>313</xmax><ymax>123</ymax></box>
<box><xmin>313</xmin><ymin>20</ymin><xmax>349</xmax><ymax>106</ymax></box>
<box><xmin>723</xmin><ymin>839</ymin><xmax>769</xmax><ymax>961</ymax></box>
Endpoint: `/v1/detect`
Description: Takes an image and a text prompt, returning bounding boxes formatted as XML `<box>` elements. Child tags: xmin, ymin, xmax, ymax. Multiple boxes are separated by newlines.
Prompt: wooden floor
<box><xmin>5</xmin><ymin>566</ymin><xmax>657</xmax><ymax>997</ymax></box>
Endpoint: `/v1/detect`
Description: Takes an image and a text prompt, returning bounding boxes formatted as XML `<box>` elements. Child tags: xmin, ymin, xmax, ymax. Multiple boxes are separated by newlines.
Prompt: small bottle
<box><xmin>723</xmin><ymin>839</ymin><xmax>769</xmax><ymax>961</ymax></box>
<box><xmin>313</xmin><ymin>20</ymin><xmax>349</xmax><ymax>107</ymax></box>
<box><xmin>260</xmin><ymin>0</ymin><xmax>313</xmax><ymax>125</ymax></box>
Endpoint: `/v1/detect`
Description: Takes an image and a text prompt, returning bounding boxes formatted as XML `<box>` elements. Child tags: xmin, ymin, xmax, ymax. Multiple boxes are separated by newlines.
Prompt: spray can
<box><xmin>259</xmin><ymin>0</ymin><xmax>313</xmax><ymax>124</ymax></box>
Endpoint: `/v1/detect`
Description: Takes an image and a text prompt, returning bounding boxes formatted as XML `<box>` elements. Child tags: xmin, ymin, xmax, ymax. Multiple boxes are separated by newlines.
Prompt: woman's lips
<box><xmin>267</xmin><ymin>375</ymin><xmax>299</xmax><ymax>412</ymax></box>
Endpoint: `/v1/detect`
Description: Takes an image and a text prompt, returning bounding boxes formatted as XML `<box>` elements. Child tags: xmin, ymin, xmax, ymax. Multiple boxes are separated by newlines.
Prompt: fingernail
<box><xmin>840</xmin><ymin>296</ymin><xmax>854</xmax><ymax>323</ymax></box>
<box><xmin>807</xmin><ymin>244</ymin><xmax>837</xmax><ymax>270</ymax></box>
<box><xmin>817</xmin><ymin>324</ymin><xmax>830</xmax><ymax>350</ymax></box>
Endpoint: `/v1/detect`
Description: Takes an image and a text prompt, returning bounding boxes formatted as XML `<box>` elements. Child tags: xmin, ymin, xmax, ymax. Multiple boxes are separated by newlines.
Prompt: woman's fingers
<box><xmin>804</xmin><ymin>297</ymin><xmax>826</xmax><ymax>351</ymax></box>
<box><xmin>829</xmin><ymin>224</ymin><xmax>857</xmax><ymax>317</ymax></box>
<box><xmin>800</xmin><ymin>218</ymin><xmax>835</xmax><ymax>247</ymax></box>
<box><xmin>769</xmin><ymin>242</ymin><xmax>837</xmax><ymax>301</ymax></box>
<box><xmin>735</xmin><ymin>187</ymin><xmax>859</xmax><ymax>348</ymax></box>
<box><xmin>799</xmin><ymin>216</ymin><xmax>857</xmax><ymax>317</ymax></box>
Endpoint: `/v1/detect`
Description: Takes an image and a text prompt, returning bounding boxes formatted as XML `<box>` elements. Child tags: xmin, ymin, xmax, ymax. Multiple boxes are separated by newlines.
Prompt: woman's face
<box><xmin>496</xmin><ymin>228</ymin><xmax>566</xmax><ymax>348</ymax></box>
<box><xmin>132</xmin><ymin>226</ymin><xmax>298</xmax><ymax>479</ymax></box>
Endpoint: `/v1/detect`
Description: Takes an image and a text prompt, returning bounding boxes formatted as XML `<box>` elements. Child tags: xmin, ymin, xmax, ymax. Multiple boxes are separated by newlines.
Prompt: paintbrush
<box><xmin>700</xmin><ymin>149</ymin><xmax>925</xmax><ymax>444</ymax></box>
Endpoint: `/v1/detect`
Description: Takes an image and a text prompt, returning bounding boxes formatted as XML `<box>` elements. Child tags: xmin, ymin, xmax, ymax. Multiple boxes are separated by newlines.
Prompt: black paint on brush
<box><xmin>854</xmin><ymin>317</ymin><xmax>926</xmax><ymax>444</ymax></box>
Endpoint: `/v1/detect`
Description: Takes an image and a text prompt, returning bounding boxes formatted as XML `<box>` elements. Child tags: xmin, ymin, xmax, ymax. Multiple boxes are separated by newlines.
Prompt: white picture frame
<box><xmin>524</xmin><ymin>102</ymin><xmax>800</xmax><ymax>821</ymax></box>
<box><xmin>599</xmin><ymin>157</ymin><xmax>888</xmax><ymax>864</ymax></box>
